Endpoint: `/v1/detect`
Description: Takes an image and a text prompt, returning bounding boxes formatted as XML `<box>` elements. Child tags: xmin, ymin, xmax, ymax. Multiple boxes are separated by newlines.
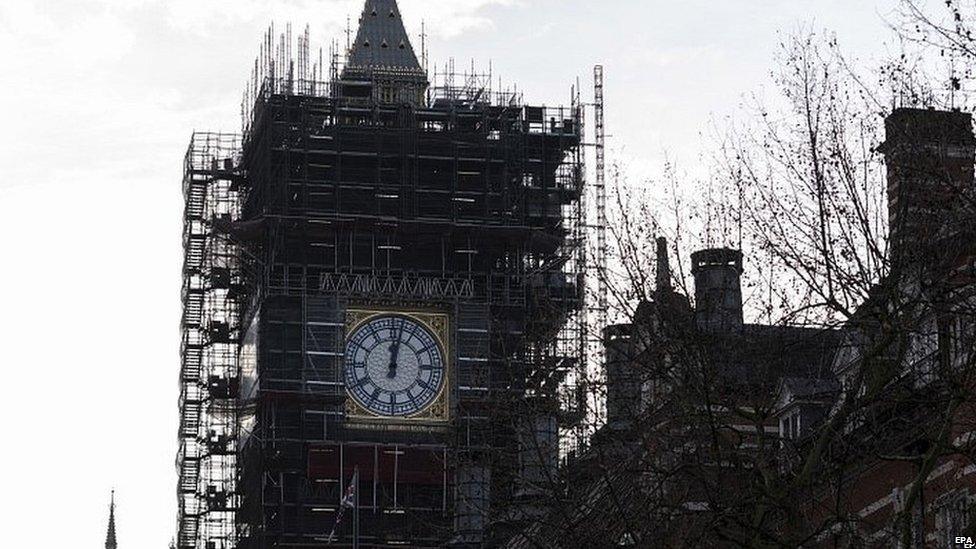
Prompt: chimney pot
<box><xmin>691</xmin><ymin>248</ymin><xmax>744</xmax><ymax>333</ymax></box>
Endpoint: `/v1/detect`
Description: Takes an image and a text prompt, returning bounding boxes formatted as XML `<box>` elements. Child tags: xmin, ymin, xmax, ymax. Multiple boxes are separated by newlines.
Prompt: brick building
<box><xmin>784</xmin><ymin>109</ymin><xmax>976</xmax><ymax>547</ymax></box>
<box><xmin>512</xmin><ymin>107</ymin><xmax>976</xmax><ymax>547</ymax></box>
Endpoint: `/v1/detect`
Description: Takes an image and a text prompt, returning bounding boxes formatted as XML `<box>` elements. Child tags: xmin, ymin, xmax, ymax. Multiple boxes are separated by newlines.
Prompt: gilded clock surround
<box><xmin>343</xmin><ymin>307</ymin><xmax>452</xmax><ymax>428</ymax></box>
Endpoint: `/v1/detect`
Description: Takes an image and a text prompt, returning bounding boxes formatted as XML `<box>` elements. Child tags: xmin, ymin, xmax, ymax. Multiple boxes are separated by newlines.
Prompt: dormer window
<box><xmin>371</xmin><ymin>7</ymin><xmax>378</xmax><ymax>16</ymax></box>
<box><xmin>780</xmin><ymin>410</ymin><xmax>801</xmax><ymax>442</ymax></box>
<box><xmin>363</xmin><ymin>40</ymin><xmax>370</xmax><ymax>48</ymax></box>
<box><xmin>398</xmin><ymin>40</ymin><xmax>406</xmax><ymax>50</ymax></box>
<box><xmin>381</xmin><ymin>39</ymin><xmax>389</xmax><ymax>49</ymax></box>
<box><xmin>389</xmin><ymin>9</ymin><xmax>396</xmax><ymax>18</ymax></box>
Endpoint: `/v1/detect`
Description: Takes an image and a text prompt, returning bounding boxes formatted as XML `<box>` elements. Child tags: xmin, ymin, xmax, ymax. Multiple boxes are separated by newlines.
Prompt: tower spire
<box><xmin>105</xmin><ymin>490</ymin><xmax>118</xmax><ymax>549</ymax></box>
<box><xmin>341</xmin><ymin>0</ymin><xmax>428</xmax><ymax>105</ymax></box>
<box><xmin>345</xmin><ymin>0</ymin><xmax>424</xmax><ymax>74</ymax></box>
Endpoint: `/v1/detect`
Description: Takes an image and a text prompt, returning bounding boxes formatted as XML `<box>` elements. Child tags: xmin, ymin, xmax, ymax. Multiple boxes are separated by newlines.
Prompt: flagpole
<box><xmin>327</xmin><ymin>466</ymin><xmax>358</xmax><ymax>546</ymax></box>
<box><xmin>353</xmin><ymin>465</ymin><xmax>360</xmax><ymax>549</ymax></box>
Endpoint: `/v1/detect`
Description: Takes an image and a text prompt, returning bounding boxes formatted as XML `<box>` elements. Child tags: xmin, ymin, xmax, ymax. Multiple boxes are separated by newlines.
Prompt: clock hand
<box><xmin>387</xmin><ymin>344</ymin><xmax>399</xmax><ymax>378</ymax></box>
<box><xmin>387</xmin><ymin>318</ymin><xmax>404</xmax><ymax>379</ymax></box>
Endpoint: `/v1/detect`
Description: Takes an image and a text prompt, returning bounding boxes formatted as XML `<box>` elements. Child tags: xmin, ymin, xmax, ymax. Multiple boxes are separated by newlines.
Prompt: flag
<box><xmin>327</xmin><ymin>467</ymin><xmax>359</xmax><ymax>545</ymax></box>
<box><xmin>341</xmin><ymin>468</ymin><xmax>358</xmax><ymax>509</ymax></box>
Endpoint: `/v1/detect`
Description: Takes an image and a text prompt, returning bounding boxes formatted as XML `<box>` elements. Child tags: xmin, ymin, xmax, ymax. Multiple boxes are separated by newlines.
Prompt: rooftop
<box><xmin>345</xmin><ymin>0</ymin><xmax>425</xmax><ymax>76</ymax></box>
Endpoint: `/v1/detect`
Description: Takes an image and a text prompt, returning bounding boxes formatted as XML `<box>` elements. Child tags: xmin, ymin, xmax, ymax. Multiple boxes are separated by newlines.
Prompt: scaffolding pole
<box><xmin>593</xmin><ymin>66</ymin><xmax>607</xmax><ymax>335</ymax></box>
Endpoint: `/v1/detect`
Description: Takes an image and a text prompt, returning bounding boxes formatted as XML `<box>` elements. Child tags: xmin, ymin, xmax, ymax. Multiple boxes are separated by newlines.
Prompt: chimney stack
<box><xmin>655</xmin><ymin>237</ymin><xmax>672</xmax><ymax>294</ymax></box>
<box><xmin>692</xmin><ymin>248</ymin><xmax>744</xmax><ymax>333</ymax></box>
<box><xmin>880</xmin><ymin>108</ymin><xmax>975</xmax><ymax>271</ymax></box>
<box><xmin>604</xmin><ymin>324</ymin><xmax>640</xmax><ymax>429</ymax></box>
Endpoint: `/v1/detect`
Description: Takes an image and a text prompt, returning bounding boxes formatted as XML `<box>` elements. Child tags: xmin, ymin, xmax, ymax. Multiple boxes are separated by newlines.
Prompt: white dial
<box><xmin>344</xmin><ymin>315</ymin><xmax>445</xmax><ymax>417</ymax></box>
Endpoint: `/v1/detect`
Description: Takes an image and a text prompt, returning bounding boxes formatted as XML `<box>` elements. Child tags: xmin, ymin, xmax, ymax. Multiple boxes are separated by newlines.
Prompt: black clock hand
<box><xmin>387</xmin><ymin>343</ymin><xmax>399</xmax><ymax>378</ymax></box>
<box><xmin>387</xmin><ymin>319</ymin><xmax>404</xmax><ymax>378</ymax></box>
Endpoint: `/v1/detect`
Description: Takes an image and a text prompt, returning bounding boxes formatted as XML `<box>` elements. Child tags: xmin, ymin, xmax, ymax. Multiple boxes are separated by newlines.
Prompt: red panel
<box><xmin>377</xmin><ymin>446</ymin><xmax>398</xmax><ymax>483</ymax></box>
<box><xmin>307</xmin><ymin>443</ymin><xmax>341</xmax><ymax>481</ymax></box>
<box><xmin>343</xmin><ymin>445</ymin><xmax>377</xmax><ymax>481</ymax></box>
<box><xmin>398</xmin><ymin>447</ymin><xmax>445</xmax><ymax>485</ymax></box>
<box><xmin>307</xmin><ymin>443</ymin><xmax>446</xmax><ymax>486</ymax></box>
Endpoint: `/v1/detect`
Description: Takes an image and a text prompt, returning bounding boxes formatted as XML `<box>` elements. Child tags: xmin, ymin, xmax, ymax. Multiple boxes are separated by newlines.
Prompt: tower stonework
<box><xmin>176</xmin><ymin>1</ymin><xmax>586</xmax><ymax>547</ymax></box>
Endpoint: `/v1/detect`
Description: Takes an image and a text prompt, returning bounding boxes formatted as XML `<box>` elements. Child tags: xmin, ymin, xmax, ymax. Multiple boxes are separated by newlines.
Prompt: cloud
<box><xmin>638</xmin><ymin>45</ymin><xmax>728</xmax><ymax>68</ymax></box>
<box><xmin>98</xmin><ymin>0</ymin><xmax>520</xmax><ymax>39</ymax></box>
<box><xmin>399</xmin><ymin>0</ymin><xmax>522</xmax><ymax>39</ymax></box>
<box><xmin>158</xmin><ymin>0</ymin><xmax>355</xmax><ymax>34</ymax></box>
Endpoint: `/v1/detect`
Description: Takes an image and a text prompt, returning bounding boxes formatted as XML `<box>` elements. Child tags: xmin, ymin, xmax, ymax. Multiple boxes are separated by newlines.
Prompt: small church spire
<box><xmin>105</xmin><ymin>490</ymin><xmax>118</xmax><ymax>549</ymax></box>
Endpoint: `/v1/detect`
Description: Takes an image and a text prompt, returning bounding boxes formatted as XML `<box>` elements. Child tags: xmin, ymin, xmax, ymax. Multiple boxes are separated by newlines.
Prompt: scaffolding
<box><xmin>593</xmin><ymin>66</ymin><xmax>608</xmax><ymax>334</ymax></box>
<box><xmin>179</xmin><ymin>12</ymin><xmax>601</xmax><ymax>546</ymax></box>
<box><xmin>177</xmin><ymin>133</ymin><xmax>244</xmax><ymax>549</ymax></box>
<box><xmin>587</xmin><ymin>65</ymin><xmax>609</xmax><ymax>440</ymax></box>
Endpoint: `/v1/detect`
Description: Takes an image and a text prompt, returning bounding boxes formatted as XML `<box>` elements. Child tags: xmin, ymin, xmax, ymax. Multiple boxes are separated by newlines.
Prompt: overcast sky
<box><xmin>0</xmin><ymin>0</ymin><xmax>904</xmax><ymax>545</ymax></box>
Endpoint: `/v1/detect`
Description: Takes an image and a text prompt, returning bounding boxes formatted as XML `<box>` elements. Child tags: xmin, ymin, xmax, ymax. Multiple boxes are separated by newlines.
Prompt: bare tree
<box><xmin>511</xmin><ymin>24</ymin><xmax>976</xmax><ymax>549</ymax></box>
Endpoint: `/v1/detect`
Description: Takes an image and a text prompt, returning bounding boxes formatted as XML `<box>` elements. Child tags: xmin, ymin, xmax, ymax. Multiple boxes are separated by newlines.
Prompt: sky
<box><xmin>0</xmin><ymin>0</ymin><xmax>906</xmax><ymax>545</ymax></box>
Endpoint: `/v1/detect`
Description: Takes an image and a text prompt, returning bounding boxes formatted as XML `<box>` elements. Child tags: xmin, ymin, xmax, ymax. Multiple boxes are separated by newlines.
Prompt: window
<box><xmin>935</xmin><ymin>490</ymin><xmax>972</xmax><ymax>548</ymax></box>
<box><xmin>780</xmin><ymin>409</ymin><xmax>801</xmax><ymax>443</ymax></box>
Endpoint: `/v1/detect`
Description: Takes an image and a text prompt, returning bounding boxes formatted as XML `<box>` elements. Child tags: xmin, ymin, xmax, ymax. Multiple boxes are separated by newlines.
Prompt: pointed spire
<box><xmin>105</xmin><ymin>490</ymin><xmax>118</xmax><ymax>549</ymax></box>
<box><xmin>655</xmin><ymin>237</ymin><xmax>672</xmax><ymax>294</ymax></box>
<box><xmin>346</xmin><ymin>0</ymin><xmax>423</xmax><ymax>74</ymax></box>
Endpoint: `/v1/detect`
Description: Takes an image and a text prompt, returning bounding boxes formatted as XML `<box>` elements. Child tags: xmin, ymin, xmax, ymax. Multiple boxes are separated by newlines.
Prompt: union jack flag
<box><xmin>340</xmin><ymin>471</ymin><xmax>358</xmax><ymax>509</ymax></box>
<box><xmin>327</xmin><ymin>467</ymin><xmax>358</xmax><ymax>544</ymax></box>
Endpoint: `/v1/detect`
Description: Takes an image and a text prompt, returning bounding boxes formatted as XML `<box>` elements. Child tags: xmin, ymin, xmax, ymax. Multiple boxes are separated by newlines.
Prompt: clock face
<box><xmin>344</xmin><ymin>315</ymin><xmax>446</xmax><ymax>417</ymax></box>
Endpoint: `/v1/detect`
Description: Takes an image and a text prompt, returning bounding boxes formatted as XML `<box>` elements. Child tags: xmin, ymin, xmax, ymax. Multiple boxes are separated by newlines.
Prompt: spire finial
<box><xmin>105</xmin><ymin>490</ymin><xmax>118</xmax><ymax>549</ymax></box>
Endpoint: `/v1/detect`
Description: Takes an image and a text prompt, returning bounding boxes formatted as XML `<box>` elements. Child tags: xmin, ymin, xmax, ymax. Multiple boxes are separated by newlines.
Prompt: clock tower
<box><xmin>177</xmin><ymin>1</ymin><xmax>586</xmax><ymax>547</ymax></box>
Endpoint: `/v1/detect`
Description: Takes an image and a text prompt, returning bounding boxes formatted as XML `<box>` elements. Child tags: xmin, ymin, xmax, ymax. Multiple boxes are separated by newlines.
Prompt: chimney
<box><xmin>692</xmin><ymin>248</ymin><xmax>744</xmax><ymax>333</ymax></box>
<box><xmin>604</xmin><ymin>324</ymin><xmax>639</xmax><ymax>429</ymax></box>
<box><xmin>655</xmin><ymin>237</ymin><xmax>672</xmax><ymax>294</ymax></box>
<box><xmin>880</xmin><ymin>108</ymin><xmax>976</xmax><ymax>271</ymax></box>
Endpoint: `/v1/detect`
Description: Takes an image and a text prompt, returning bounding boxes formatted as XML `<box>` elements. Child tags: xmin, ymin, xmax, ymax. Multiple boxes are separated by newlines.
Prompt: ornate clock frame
<box><xmin>343</xmin><ymin>307</ymin><xmax>453</xmax><ymax>430</ymax></box>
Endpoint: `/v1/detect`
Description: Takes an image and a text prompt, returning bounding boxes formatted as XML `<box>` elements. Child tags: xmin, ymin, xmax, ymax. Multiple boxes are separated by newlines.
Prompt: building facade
<box><xmin>522</xmin><ymin>107</ymin><xmax>976</xmax><ymax>548</ymax></box>
<box><xmin>788</xmin><ymin>108</ymin><xmax>976</xmax><ymax>547</ymax></box>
